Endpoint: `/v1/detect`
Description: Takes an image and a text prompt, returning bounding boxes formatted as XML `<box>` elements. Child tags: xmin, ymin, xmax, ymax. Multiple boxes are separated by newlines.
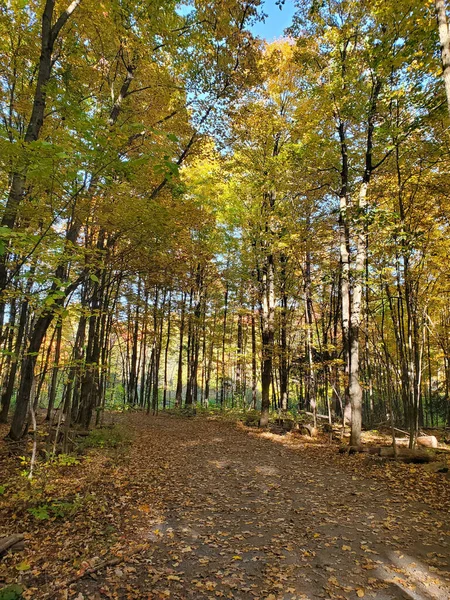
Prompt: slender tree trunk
<box><xmin>185</xmin><ymin>290</ymin><xmax>193</xmax><ymax>406</ymax></box>
<box><xmin>9</xmin><ymin>313</ymin><xmax>53</xmax><ymax>439</ymax></box>
<box><xmin>341</xmin><ymin>78</ymin><xmax>381</xmax><ymax>446</ymax></box>
<box><xmin>304</xmin><ymin>245</ymin><xmax>316</xmax><ymax>424</ymax></box>
<box><xmin>251</xmin><ymin>307</ymin><xmax>257</xmax><ymax>410</ymax></box>
<box><xmin>260</xmin><ymin>250</ymin><xmax>275</xmax><ymax>427</ymax></box>
<box><xmin>152</xmin><ymin>289</ymin><xmax>163</xmax><ymax>414</ymax></box>
<box><xmin>348</xmin><ymin>181</ymin><xmax>368</xmax><ymax>446</ymax></box>
<box><xmin>236</xmin><ymin>307</ymin><xmax>243</xmax><ymax>402</ymax></box>
<box><xmin>220</xmin><ymin>284</ymin><xmax>229</xmax><ymax>408</ymax></box>
<box><xmin>338</xmin><ymin>120</ymin><xmax>352</xmax><ymax>428</ymax></box>
<box><xmin>0</xmin><ymin>297</ymin><xmax>28</xmax><ymax>423</ymax></box>
<box><xmin>279</xmin><ymin>255</ymin><xmax>289</xmax><ymax>411</ymax></box>
<box><xmin>129</xmin><ymin>279</ymin><xmax>140</xmax><ymax>405</ymax></box>
<box><xmin>139</xmin><ymin>289</ymin><xmax>149</xmax><ymax>407</ymax></box>
<box><xmin>46</xmin><ymin>321</ymin><xmax>62</xmax><ymax>420</ymax></box>
<box><xmin>0</xmin><ymin>0</ymin><xmax>82</xmax><ymax>323</ymax></box>
<box><xmin>436</xmin><ymin>0</ymin><xmax>450</xmax><ymax>115</ymax></box>
<box><xmin>78</xmin><ymin>278</ymin><xmax>102</xmax><ymax>429</ymax></box>
<box><xmin>8</xmin><ymin>224</ymin><xmax>82</xmax><ymax>439</ymax></box>
<box><xmin>204</xmin><ymin>308</ymin><xmax>216</xmax><ymax>406</ymax></box>
<box><xmin>175</xmin><ymin>293</ymin><xmax>186</xmax><ymax>406</ymax></box>
<box><xmin>163</xmin><ymin>292</ymin><xmax>172</xmax><ymax>410</ymax></box>
<box><xmin>67</xmin><ymin>290</ymin><xmax>88</xmax><ymax>424</ymax></box>
<box><xmin>146</xmin><ymin>347</ymin><xmax>154</xmax><ymax>414</ymax></box>
<box><xmin>0</xmin><ymin>299</ymin><xmax>17</xmax><ymax>396</ymax></box>
<box><xmin>186</xmin><ymin>267</ymin><xmax>202</xmax><ymax>407</ymax></box>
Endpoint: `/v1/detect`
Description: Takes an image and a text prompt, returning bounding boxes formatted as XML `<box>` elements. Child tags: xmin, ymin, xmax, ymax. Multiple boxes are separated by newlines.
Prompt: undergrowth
<box><xmin>80</xmin><ymin>424</ymin><xmax>132</xmax><ymax>449</ymax></box>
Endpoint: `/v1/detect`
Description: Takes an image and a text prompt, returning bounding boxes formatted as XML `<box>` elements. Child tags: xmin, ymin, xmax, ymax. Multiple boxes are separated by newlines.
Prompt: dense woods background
<box><xmin>1</xmin><ymin>0</ymin><xmax>450</xmax><ymax>448</ymax></box>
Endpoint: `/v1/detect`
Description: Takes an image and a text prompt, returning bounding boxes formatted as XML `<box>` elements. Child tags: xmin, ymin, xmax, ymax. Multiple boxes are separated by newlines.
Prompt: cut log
<box><xmin>0</xmin><ymin>534</ymin><xmax>25</xmax><ymax>556</ymax></box>
<box><xmin>10</xmin><ymin>540</ymin><xmax>25</xmax><ymax>552</ymax></box>
<box><xmin>391</xmin><ymin>436</ymin><xmax>438</xmax><ymax>449</ymax></box>
<box><xmin>393</xmin><ymin>438</ymin><xmax>410</xmax><ymax>447</ymax></box>
<box><xmin>416</xmin><ymin>436</ymin><xmax>438</xmax><ymax>449</ymax></box>
<box><xmin>379</xmin><ymin>448</ymin><xmax>432</xmax><ymax>463</ymax></box>
<box><xmin>305</xmin><ymin>411</ymin><xmax>330</xmax><ymax>421</ymax></box>
<box><xmin>340</xmin><ymin>446</ymin><xmax>432</xmax><ymax>463</ymax></box>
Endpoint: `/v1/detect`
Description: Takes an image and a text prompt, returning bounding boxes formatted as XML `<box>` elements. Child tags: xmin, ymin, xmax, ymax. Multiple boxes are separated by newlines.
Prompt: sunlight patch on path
<box><xmin>375</xmin><ymin>551</ymin><xmax>450</xmax><ymax>600</ymax></box>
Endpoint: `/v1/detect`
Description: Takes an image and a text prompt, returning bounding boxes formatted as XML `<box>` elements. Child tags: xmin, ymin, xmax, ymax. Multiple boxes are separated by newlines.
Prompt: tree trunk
<box><xmin>260</xmin><ymin>250</ymin><xmax>275</xmax><ymax>427</ymax></box>
<box><xmin>348</xmin><ymin>181</ymin><xmax>368</xmax><ymax>446</ymax></box>
<box><xmin>0</xmin><ymin>296</ymin><xmax>29</xmax><ymax>423</ymax></box>
<box><xmin>175</xmin><ymin>293</ymin><xmax>186</xmax><ymax>407</ymax></box>
<box><xmin>185</xmin><ymin>290</ymin><xmax>193</xmax><ymax>406</ymax></box>
<box><xmin>204</xmin><ymin>308</ymin><xmax>216</xmax><ymax>406</ymax></box>
<box><xmin>279</xmin><ymin>255</ymin><xmax>289</xmax><ymax>412</ymax></box>
<box><xmin>128</xmin><ymin>279</ymin><xmax>140</xmax><ymax>405</ymax></box>
<box><xmin>220</xmin><ymin>284</ymin><xmax>229</xmax><ymax>408</ymax></box>
<box><xmin>8</xmin><ymin>222</ymin><xmax>81</xmax><ymax>440</ymax></box>
<box><xmin>251</xmin><ymin>308</ymin><xmax>257</xmax><ymax>409</ymax></box>
<box><xmin>46</xmin><ymin>321</ymin><xmax>62</xmax><ymax>420</ymax></box>
<box><xmin>236</xmin><ymin>308</ymin><xmax>243</xmax><ymax>402</ymax></box>
<box><xmin>139</xmin><ymin>289</ymin><xmax>149</xmax><ymax>407</ymax></box>
<box><xmin>436</xmin><ymin>0</ymin><xmax>450</xmax><ymax>115</ymax></box>
<box><xmin>152</xmin><ymin>289</ymin><xmax>163</xmax><ymax>414</ymax></box>
<box><xmin>163</xmin><ymin>292</ymin><xmax>172</xmax><ymax>410</ymax></box>
<box><xmin>9</xmin><ymin>312</ymin><xmax>53</xmax><ymax>439</ymax></box>
<box><xmin>0</xmin><ymin>0</ymin><xmax>82</xmax><ymax>318</ymax></box>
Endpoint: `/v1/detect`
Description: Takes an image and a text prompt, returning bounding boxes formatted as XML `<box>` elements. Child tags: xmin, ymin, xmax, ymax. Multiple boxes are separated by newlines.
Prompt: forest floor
<box><xmin>1</xmin><ymin>413</ymin><xmax>450</xmax><ymax>600</ymax></box>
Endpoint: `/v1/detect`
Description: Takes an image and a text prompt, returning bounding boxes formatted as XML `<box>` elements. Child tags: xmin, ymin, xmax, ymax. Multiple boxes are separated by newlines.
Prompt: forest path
<box><xmin>73</xmin><ymin>414</ymin><xmax>450</xmax><ymax>600</ymax></box>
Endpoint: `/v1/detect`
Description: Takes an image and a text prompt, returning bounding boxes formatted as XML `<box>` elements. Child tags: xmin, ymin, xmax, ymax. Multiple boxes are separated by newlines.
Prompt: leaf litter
<box><xmin>0</xmin><ymin>413</ymin><xmax>449</xmax><ymax>599</ymax></box>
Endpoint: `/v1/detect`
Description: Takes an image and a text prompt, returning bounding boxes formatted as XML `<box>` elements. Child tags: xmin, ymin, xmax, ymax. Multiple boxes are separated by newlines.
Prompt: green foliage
<box><xmin>28</xmin><ymin>505</ymin><xmax>50</xmax><ymax>520</ymax></box>
<box><xmin>82</xmin><ymin>425</ymin><xmax>131</xmax><ymax>449</ymax></box>
<box><xmin>51</xmin><ymin>454</ymin><xmax>80</xmax><ymax>467</ymax></box>
<box><xmin>0</xmin><ymin>584</ymin><xmax>24</xmax><ymax>600</ymax></box>
<box><xmin>194</xmin><ymin>405</ymin><xmax>222</xmax><ymax>416</ymax></box>
<box><xmin>28</xmin><ymin>496</ymin><xmax>83</xmax><ymax>521</ymax></box>
<box><xmin>166</xmin><ymin>407</ymin><xmax>197</xmax><ymax>418</ymax></box>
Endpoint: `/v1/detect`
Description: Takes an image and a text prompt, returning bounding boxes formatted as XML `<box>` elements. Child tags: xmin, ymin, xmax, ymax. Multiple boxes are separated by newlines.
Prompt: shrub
<box><xmin>244</xmin><ymin>410</ymin><xmax>260</xmax><ymax>427</ymax></box>
<box><xmin>28</xmin><ymin>496</ymin><xmax>83</xmax><ymax>521</ymax></box>
<box><xmin>81</xmin><ymin>425</ymin><xmax>131</xmax><ymax>449</ymax></box>
<box><xmin>0</xmin><ymin>584</ymin><xmax>24</xmax><ymax>600</ymax></box>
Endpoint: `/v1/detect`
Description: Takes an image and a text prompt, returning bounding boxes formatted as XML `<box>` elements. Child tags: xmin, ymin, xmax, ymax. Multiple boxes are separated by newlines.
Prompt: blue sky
<box><xmin>251</xmin><ymin>0</ymin><xmax>296</xmax><ymax>41</ymax></box>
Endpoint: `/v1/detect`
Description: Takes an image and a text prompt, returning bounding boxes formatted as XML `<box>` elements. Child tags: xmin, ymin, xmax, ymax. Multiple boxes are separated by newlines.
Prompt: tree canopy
<box><xmin>0</xmin><ymin>0</ymin><xmax>449</xmax><ymax>450</ymax></box>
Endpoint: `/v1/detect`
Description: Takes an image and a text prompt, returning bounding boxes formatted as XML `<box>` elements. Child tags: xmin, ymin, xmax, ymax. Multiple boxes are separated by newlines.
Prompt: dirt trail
<box><xmin>72</xmin><ymin>415</ymin><xmax>450</xmax><ymax>600</ymax></box>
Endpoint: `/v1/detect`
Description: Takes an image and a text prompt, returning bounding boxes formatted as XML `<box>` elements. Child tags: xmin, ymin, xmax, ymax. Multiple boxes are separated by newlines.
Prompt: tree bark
<box><xmin>163</xmin><ymin>292</ymin><xmax>172</xmax><ymax>410</ymax></box>
<box><xmin>251</xmin><ymin>308</ymin><xmax>257</xmax><ymax>410</ymax></box>
<box><xmin>0</xmin><ymin>295</ymin><xmax>29</xmax><ymax>423</ymax></box>
<box><xmin>0</xmin><ymin>0</ymin><xmax>82</xmax><ymax>321</ymax></box>
<box><xmin>260</xmin><ymin>245</ymin><xmax>275</xmax><ymax>427</ymax></box>
<box><xmin>436</xmin><ymin>0</ymin><xmax>450</xmax><ymax>115</ymax></box>
<box><xmin>175</xmin><ymin>293</ymin><xmax>186</xmax><ymax>407</ymax></box>
<box><xmin>220</xmin><ymin>284</ymin><xmax>229</xmax><ymax>408</ymax></box>
<box><xmin>46</xmin><ymin>321</ymin><xmax>62</xmax><ymax>420</ymax></box>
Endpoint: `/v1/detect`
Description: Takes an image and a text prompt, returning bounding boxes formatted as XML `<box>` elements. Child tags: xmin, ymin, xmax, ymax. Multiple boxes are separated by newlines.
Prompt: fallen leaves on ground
<box><xmin>0</xmin><ymin>414</ymin><xmax>449</xmax><ymax>599</ymax></box>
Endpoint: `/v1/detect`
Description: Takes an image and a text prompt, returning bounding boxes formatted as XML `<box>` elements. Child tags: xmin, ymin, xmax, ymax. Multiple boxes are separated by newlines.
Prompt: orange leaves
<box><xmin>2</xmin><ymin>413</ymin><xmax>450</xmax><ymax>600</ymax></box>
